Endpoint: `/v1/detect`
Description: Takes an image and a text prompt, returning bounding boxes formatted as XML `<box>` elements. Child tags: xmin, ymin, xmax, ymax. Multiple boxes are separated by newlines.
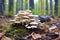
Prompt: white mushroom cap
<box><xmin>18</xmin><ymin>13</ymin><xmax>24</xmax><ymax>14</ymax></box>
<box><xmin>15</xmin><ymin>21</ymin><xmax>20</xmax><ymax>23</ymax></box>
<box><xmin>25</xmin><ymin>10</ymin><xmax>32</xmax><ymax>12</ymax></box>
<box><xmin>31</xmin><ymin>26</ymin><xmax>37</xmax><ymax>28</ymax></box>
<box><xmin>26</xmin><ymin>26</ymin><xmax>32</xmax><ymax>29</ymax></box>
<box><xmin>30</xmin><ymin>22</ymin><xmax>38</xmax><ymax>24</ymax></box>
<box><xmin>14</xmin><ymin>17</ymin><xmax>20</xmax><ymax>21</ymax></box>
<box><xmin>22</xmin><ymin>20</ymin><xmax>26</xmax><ymax>22</ymax></box>
<box><xmin>21</xmin><ymin>19</ymin><xmax>29</xmax><ymax>22</ymax></box>
<box><xmin>29</xmin><ymin>14</ymin><xmax>35</xmax><ymax>17</ymax></box>
<box><xmin>18</xmin><ymin>10</ymin><xmax>24</xmax><ymax>13</ymax></box>
<box><xmin>22</xmin><ymin>16</ymin><xmax>29</xmax><ymax>18</ymax></box>
<box><xmin>30</xmin><ymin>19</ymin><xmax>35</xmax><ymax>20</ymax></box>
<box><xmin>24</xmin><ymin>11</ymin><xmax>30</xmax><ymax>14</ymax></box>
<box><xmin>25</xmin><ymin>25</ymin><xmax>28</xmax><ymax>27</ymax></box>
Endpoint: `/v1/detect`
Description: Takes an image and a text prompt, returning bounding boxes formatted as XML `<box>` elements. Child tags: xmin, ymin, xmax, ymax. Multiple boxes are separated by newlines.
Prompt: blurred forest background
<box><xmin>0</xmin><ymin>0</ymin><xmax>60</xmax><ymax>16</ymax></box>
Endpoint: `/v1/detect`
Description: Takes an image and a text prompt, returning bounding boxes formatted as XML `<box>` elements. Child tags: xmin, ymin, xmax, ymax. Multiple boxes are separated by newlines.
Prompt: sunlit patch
<box><xmin>34</xmin><ymin>0</ymin><xmax>38</xmax><ymax>4</ymax></box>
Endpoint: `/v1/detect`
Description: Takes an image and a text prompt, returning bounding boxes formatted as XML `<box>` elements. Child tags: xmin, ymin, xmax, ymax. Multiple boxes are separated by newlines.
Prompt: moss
<box><xmin>12</xmin><ymin>29</ymin><xmax>27</xmax><ymax>35</ymax></box>
<box><xmin>5</xmin><ymin>24</ymin><xmax>14</xmax><ymax>32</ymax></box>
<box><xmin>5</xmin><ymin>24</ymin><xmax>28</xmax><ymax>37</ymax></box>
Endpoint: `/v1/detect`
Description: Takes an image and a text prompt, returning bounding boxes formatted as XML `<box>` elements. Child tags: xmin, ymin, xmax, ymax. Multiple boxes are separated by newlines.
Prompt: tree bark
<box><xmin>29</xmin><ymin>0</ymin><xmax>34</xmax><ymax>10</ymax></box>
<box><xmin>55</xmin><ymin>0</ymin><xmax>58</xmax><ymax>16</ymax></box>
<box><xmin>50</xmin><ymin>0</ymin><xmax>52</xmax><ymax>15</ymax></box>
<box><xmin>0</xmin><ymin>0</ymin><xmax>4</xmax><ymax>15</ymax></box>
<box><xmin>9</xmin><ymin>0</ymin><xmax>13</xmax><ymax>12</ymax></box>
<box><xmin>46</xmin><ymin>0</ymin><xmax>48</xmax><ymax>15</ymax></box>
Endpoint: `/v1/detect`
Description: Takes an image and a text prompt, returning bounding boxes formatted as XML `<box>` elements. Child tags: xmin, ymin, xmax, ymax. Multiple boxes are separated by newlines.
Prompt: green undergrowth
<box><xmin>4</xmin><ymin>24</ymin><xmax>28</xmax><ymax>37</ymax></box>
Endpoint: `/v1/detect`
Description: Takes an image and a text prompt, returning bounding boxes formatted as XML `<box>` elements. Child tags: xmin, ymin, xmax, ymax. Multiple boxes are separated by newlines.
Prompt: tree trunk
<box><xmin>46</xmin><ymin>0</ymin><xmax>48</xmax><ymax>15</ymax></box>
<box><xmin>55</xmin><ymin>0</ymin><xmax>58</xmax><ymax>16</ymax></box>
<box><xmin>50</xmin><ymin>0</ymin><xmax>52</xmax><ymax>15</ymax></box>
<box><xmin>0</xmin><ymin>0</ymin><xmax>4</xmax><ymax>15</ymax></box>
<box><xmin>13</xmin><ymin>0</ymin><xmax>17</xmax><ymax>14</ymax></box>
<box><xmin>29</xmin><ymin>0</ymin><xmax>34</xmax><ymax>10</ymax></box>
<box><xmin>5</xmin><ymin>0</ymin><xmax>9</xmax><ymax>15</ymax></box>
<box><xmin>9</xmin><ymin>0</ymin><xmax>13</xmax><ymax>13</ymax></box>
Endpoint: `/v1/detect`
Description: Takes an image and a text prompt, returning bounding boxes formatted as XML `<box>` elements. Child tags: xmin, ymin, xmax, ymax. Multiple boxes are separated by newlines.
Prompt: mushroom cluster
<box><xmin>9</xmin><ymin>10</ymin><xmax>40</xmax><ymax>29</ymax></box>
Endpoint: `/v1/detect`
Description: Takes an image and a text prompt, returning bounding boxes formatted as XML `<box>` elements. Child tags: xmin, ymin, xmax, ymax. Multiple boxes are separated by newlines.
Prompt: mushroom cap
<box><xmin>22</xmin><ymin>16</ymin><xmax>29</xmax><ymax>19</ymax></box>
<box><xmin>28</xmin><ymin>14</ymin><xmax>35</xmax><ymax>17</ymax></box>
<box><xmin>30</xmin><ymin>22</ymin><xmax>38</xmax><ymax>24</ymax></box>
<box><xmin>26</xmin><ymin>10</ymin><xmax>32</xmax><ymax>12</ymax></box>
<box><xmin>26</xmin><ymin>26</ymin><xmax>32</xmax><ymax>29</ymax></box>
<box><xmin>31</xmin><ymin>26</ymin><xmax>37</xmax><ymax>28</ymax></box>
<box><xmin>18</xmin><ymin>10</ymin><xmax>24</xmax><ymax>13</ymax></box>
<box><xmin>14</xmin><ymin>21</ymin><xmax>20</xmax><ymax>23</ymax></box>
